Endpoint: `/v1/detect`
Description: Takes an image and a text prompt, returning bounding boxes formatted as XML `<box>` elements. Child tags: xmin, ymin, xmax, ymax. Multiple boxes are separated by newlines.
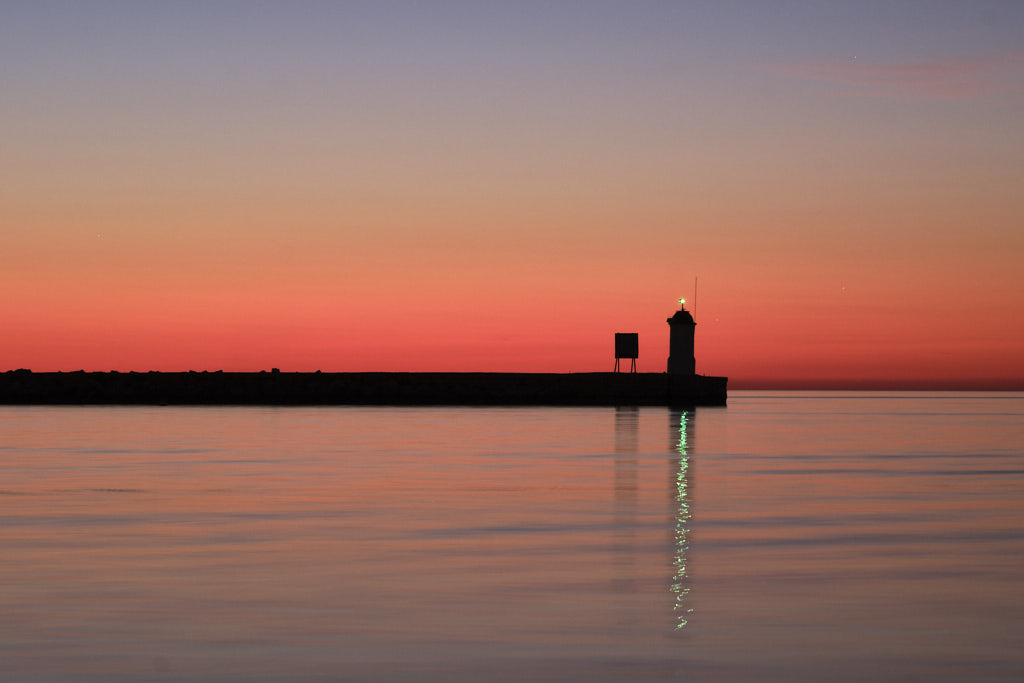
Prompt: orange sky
<box><xmin>2</xmin><ymin>3</ymin><xmax>1022</xmax><ymax>388</ymax></box>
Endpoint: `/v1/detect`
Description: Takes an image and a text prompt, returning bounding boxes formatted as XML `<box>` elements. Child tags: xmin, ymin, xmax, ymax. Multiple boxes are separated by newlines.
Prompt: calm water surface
<box><xmin>1</xmin><ymin>392</ymin><xmax>1022</xmax><ymax>681</ymax></box>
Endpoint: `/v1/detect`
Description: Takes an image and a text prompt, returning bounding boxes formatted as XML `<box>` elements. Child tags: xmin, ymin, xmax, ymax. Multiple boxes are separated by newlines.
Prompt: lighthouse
<box><xmin>667</xmin><ymin>298</ymin><xmax>696</xmax><ymax>375</ymax></box>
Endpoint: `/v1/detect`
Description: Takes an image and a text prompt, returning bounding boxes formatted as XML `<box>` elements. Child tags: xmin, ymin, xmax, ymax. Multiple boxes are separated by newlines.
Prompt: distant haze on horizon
<box><xmin>2</xmin><ymin>1</ymin><xmax>1022</xmax><ymax>389</ymax></box>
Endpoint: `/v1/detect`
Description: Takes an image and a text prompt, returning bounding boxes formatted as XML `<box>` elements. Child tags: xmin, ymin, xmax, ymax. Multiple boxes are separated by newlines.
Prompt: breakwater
<box><xmin>0</xmin><ymin>370</ymin><xmax>726</xmax><ymax>406</ymax></box>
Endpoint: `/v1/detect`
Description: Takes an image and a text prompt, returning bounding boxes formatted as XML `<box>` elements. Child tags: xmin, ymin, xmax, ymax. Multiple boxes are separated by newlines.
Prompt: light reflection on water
<box><xmin>670</xmin><ymin>410</ymin><xmax>692</xmax><ymax>629</ymax></box>
<box><xmin>0</xmin><ymin>393</ymin><xmax>1022</xmax><ymax>681</ymax></box>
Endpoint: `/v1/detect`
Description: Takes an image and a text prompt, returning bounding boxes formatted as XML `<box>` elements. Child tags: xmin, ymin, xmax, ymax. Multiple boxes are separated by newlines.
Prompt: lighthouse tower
<box><xmin>667</xmin><ymin>299</ymin><xmax>696</xmax><ymax>375</ymax></box>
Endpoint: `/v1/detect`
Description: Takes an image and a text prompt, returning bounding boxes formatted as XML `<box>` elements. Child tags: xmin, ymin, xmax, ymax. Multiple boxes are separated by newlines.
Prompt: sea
<box><xmin>1</xmin><ymin>391</ymin><xmax>1022</xmax><ymax>682</ymax></box>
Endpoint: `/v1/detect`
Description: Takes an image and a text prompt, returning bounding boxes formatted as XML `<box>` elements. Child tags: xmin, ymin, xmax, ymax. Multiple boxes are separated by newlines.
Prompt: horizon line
<box><xmin>4</xmin><ymin>368</ymin><xmax>1022</xmax><ymax>392</ymax></box>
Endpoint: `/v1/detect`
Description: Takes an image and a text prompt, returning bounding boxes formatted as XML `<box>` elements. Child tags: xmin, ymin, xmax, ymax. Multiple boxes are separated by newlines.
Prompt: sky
<box><xmin>2</xmin><ymin>1</ymin><xmax>1022</xmax><ymax>388</ymax></box>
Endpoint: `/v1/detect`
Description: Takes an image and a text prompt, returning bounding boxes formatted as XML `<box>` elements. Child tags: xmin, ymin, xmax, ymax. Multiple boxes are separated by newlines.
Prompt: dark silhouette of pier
<box><xmin>0</xmin><ymin>300</ymin><xmax>726</xmax><ymax>406</ymax></box>
<box><xmin>0</xmin><ymin>370</ymin><xmax>726</xmax><ymax>406</ymax></box>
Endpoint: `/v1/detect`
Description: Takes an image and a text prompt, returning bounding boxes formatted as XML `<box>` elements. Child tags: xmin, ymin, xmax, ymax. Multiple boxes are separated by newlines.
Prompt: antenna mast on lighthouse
<box><xmin>693</xmin><ymin>277</ymin><xmax>698</xmax><ymax>320</ymax></box>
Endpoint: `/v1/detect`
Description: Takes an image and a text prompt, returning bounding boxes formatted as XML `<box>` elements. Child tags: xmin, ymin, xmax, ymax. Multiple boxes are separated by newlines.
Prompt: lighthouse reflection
<box><xmin>611</xmin><ymin>406</ymin><xmax>695</xmax><ymax>631</ymax></box>
<box><xmin>670</xmin><ymin>408</ymin><xmax>694</xmax><ymax>629</ymax></box>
